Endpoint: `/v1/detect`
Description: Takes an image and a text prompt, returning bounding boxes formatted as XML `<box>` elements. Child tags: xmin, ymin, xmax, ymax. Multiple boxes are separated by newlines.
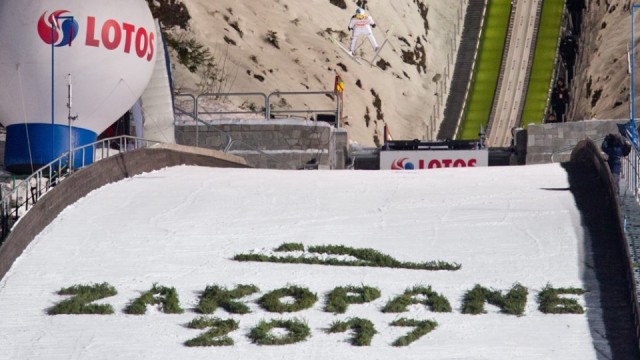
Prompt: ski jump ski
<box><xmin>369</xmin><ymin>26</ymin><xmax>394</xmax><ymax>65</ymax></box>
<box><xmin>369</xmin><ymin>38</ymin><xmax>387</xmax><ymax>65</ymax></box>
<box><xmin>331</xmin><ymin>36</ymin><xmax>362</xmax><ymax>65</ymax></box>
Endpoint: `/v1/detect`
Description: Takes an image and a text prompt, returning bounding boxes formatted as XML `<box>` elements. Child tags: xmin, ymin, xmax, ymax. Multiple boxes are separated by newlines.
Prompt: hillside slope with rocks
<box><xmin>164</xmin><ymin>0</ymin><xmax>466</xmax><ymax>146</ymax></box>
<box><xmin>570</xmin><ymin>1</ymin><xmax>635</xmax><ymax>123</ymax></box>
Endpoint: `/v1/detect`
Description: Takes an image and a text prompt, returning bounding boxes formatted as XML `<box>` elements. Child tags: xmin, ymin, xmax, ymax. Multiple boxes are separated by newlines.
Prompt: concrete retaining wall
<box><xmin>0</xmin><ymin>144</ymin><xmax>248</xmax><ymax>280</ymax></box>
<box><xmin>565</xmin><ymin>139</ymin><xmax>640</xmax><ymax>356</ymax></box>
<box><xmin>526</xmin><ymin>119</ymin><xmax>626</xmax><ymax>164</ymax></box>
<box><xmin>175</xmin><ymin>120</ymin><xmax>349</xmax><ymax>169</ymax></box>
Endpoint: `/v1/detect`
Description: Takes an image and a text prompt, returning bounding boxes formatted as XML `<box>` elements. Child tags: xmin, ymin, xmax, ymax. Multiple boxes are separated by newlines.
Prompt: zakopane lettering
<box><xmin>47</xmin><ymin>282</ymin><xmax>585</xmax><ymax>316</ymax></box>
<box><xmin>46</xmin><ymin>282</ymin><xmax>586</xmax><ymax>348</ymax></box>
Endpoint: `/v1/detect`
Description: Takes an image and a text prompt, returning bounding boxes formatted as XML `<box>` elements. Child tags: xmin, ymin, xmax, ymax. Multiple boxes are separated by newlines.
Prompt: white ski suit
<box><xmin>348</xmin><ymin>13</ymin><xmax>378</xmax><ymax>53</ymax></box>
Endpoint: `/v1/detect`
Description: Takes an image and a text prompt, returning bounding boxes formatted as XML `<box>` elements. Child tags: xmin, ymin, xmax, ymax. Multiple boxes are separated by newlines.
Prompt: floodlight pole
<box><xmin>68</xmin><ymin>74</ymin><xmax>71</xmax><ymax>168</ymax></box>
<box><xmin>66</xmin><ymin>73</ymin><xmax>77</xmax><ymax>171</ymax></box>
<box><xmin>51</xmin><ymin>23</ymin><xmax>55</xmax><ymax>159</ymax></box>
<box><xmin>52</xmin><ymin>15</ymin><xmax>75</xmax><ymax>170</ymax></box>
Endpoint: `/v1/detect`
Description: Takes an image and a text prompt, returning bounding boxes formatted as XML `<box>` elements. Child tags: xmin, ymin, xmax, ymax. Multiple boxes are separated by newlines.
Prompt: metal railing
<box><xmin>178</xmin><ymin>91</ymin><xmax>340</xmax><ymax>126</ymax></box>
<box><xmin>619</xmin><ymin>142</ymin><xmax>640</xmax><ymax>350</ymax></box>
<box><xmin>623</xmin><ymin>144</ymin><xmax>640</xmax><ymax>201</ymax></box>
<box><xmin>197</xmin><ymin>92</ymin><xmax>268</xmax><ymax>119</ymax></box>
<box><xmin>0</xmin><ymin>136</ymin><xmax>162</xmax><ymax>243</ymax></box>
<box><xmin>550</xmin><ymin>144</ymin><xmax>577</xmax><ymax>163</ymax></box>
<box><xmin>174</xmin><ymin>91</ymin><xmax>338</xmax><ymax>169</ymax></box>
<box><xmin>267</xmin><ymin>91</ymin><xmax>340</xmax><ymax>125</ymax></box>
<box><xmin>174</xmin><ymin>99</ymin><xmax>292</xmax><ymax>168</ymax></box>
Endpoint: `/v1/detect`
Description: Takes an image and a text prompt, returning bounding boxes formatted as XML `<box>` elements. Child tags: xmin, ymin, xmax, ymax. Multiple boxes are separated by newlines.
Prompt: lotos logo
<box><xmin>37</xmin><ymin>10</ymin><xmax>79</xmax><ymax>47</ymax></box>
<box><xmin>391</xmin><ymin>158</ymin><xmax>478</xmax><ymax>170</ymax></box>
<box><xmin>36</xmin><ymin>11</ymin><xmax>155</xmax><ymax>62</ymax></box>
<box><xmin>391</xmin><ymin>158</ymin><xmax>415</xmax><ymax>170</ymax></box>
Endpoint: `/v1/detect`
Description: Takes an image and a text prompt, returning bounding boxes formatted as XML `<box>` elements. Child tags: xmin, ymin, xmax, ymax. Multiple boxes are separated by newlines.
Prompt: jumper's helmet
<box><xmin>356</xmin><ymin>8</ymin><xmax>365</xmax><ymax>15</ymax></box>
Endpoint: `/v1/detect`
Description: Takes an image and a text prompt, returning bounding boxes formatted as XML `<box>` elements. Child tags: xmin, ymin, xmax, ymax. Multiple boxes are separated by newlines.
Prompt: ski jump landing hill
<box><xmin>0</xmin><ymin>143</ymin><xmax>249</xmax><ymax>280</ymax></box>
<box><xmin>0</xmin><ymin>138</ymin><xmax>639</xmax><ymax>359</ymax></box>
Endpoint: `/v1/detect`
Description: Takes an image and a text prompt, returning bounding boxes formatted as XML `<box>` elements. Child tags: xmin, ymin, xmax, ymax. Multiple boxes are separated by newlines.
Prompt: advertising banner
<box><xmin>380</xmin><ymin>150</ymin><xmax>489</xmax><ymax>170</ymax></box>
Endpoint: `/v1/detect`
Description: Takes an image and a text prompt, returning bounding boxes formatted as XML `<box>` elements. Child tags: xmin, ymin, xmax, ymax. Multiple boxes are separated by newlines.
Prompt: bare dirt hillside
<box><xmin>571</xmin><ymin>1</ymin><xmax>634</xmax><ymax>122</ymax></box>
<box><xmin>167</xmin><ymin>0</ymin><xmax>466</xmax><ymax>146</ymax></box>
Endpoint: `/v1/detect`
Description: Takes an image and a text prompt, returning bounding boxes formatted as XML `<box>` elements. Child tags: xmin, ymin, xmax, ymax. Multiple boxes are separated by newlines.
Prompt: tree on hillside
<box><xmin>145</xmin><ymin>0</ymin><xmax>209</xmax><ymax>74</ymax></box>
<box><xmin>146</xmin><ymin>0</ymin><xmax>191</xmax><ymax>30</ymax></box>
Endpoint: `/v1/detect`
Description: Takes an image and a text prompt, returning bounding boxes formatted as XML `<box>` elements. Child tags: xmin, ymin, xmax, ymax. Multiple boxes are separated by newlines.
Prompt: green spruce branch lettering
<box><xmin>382</xmin><ymin>285</ymin><xmax>452</xmax><ymax>313</ymax></box>
<box><xmin>48</xmin><ymin>282</ymin><xmax>117</xmax><ymax>315</ymax></box>
<box><xmin>125</xmin><ymin>283</ymin><xmax>184</xmax><ymax>315</ymax></box>
<box><xmin>197</xmin><ymin>284</ymin><xmax>259</xmax><ymax>314</ymax></box>
<box><xmin>537</xmin><ymin>284</ymin><xmax>587</xmax><ymax>314</ymax></box>
<box><xmin>325</xmin><ymin>285</ymin><xmax>381</xmax><ymax>314</ymax></box>
<box><xmin>248</xmin><ymin>318</ymin><xmax>311</xmax><ymax>345</ymax></box>
<box><xmin>326</xmin><ymin>318</ymin><xmax>377</xmax><ymax>346</ymax></box>
<box><xmin>258</xmin><ymin>285</ymin><xmax>318</xmax><ymax>313</ymax></box>
<box><xmin>462</xmin><ymin>283</ymin><xmax>528</xmax><ymax>315</ymax></box>
<box><xmin>184</xmin><ymin>317</ymin><xmax>239</xmax><ymax>347</ymax></box>
<box><xmin>390</xmin><ymin>318</ymin><xmax>438</xmax><ymax>347</ymax></box>
<box><xmin>234</xmin><ymin>243</ymin><xmax>461</xmax><ymax>271</ymax></box>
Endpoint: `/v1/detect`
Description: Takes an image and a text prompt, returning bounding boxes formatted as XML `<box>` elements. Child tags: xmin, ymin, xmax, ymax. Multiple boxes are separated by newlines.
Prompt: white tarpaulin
<box><xmin>138</xmin><ymin>20</ymin><xmax>175</xmax><ymax>143</ymax></box>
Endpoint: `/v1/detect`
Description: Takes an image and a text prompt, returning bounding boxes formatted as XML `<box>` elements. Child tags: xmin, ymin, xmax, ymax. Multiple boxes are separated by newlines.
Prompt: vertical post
<box><xmin>451</xmin><ymin>37</ymin><xmax>455</xmax><ymax>61</ymax></box>
<box><xmin>433</xmin><ymin>104</ymin><xmax>437</xmax><ymax>131</ymax></box>
<box><xmin>444</xmin><ymin>67</ymin><xmax>448</xmax><ymax>94</ymax></box>
<box><xmin>636</xmin><ymin>148</ymin><xmax>639</xmax><ymax>197</ymax></box>
<box><xmin>334</xmin><ymin>74</ymin><xmax>344</xmax><ymax>128</ymax></box>
<box><xmin>336</xmin><ymin>96</ymin><xmax>341</xmax><ymax>128</ymax></box>
<box><xmin>632</xmin><ymin>6</ymin><xmax>639</xmax><ymax>145</ymax></box>
<box><xmin>53</xmin><ymin>15</ymin><xmax>75</xmax><ymax>167</ymax></box>
<box><xmin>67</xmin><ymin>73</ymin><xmax>73</xmax><ymax>171</ymax></box>
<box><xmin>265</xmin><ymin>95</ymin><xmax>271</xmax><ymax>120</ymax></box>
<box><xmin>195</xmin><ymin>96</ymin><xmax>199</xmax><ymax>148</ymax></box>
<box><xmin>383</xmin><ymin>124</ymin><xmax>388</xmax><ymax>148</ymax></box>
<box><xmin>51</xmin><ymin>23</ymin><xmax>55</xmax><ymax>158</ymax></box>
<box><xmin>432</xmin><ymin>113</ymin><xmax>436</xmax><ymax>140</ymax></box>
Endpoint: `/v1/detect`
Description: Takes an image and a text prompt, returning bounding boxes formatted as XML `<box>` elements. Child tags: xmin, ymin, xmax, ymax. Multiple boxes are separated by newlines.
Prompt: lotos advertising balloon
<box><xmin>0</xmin><ymin>0</ymin><xmax>156</xmax><ymax>173</ymax></box>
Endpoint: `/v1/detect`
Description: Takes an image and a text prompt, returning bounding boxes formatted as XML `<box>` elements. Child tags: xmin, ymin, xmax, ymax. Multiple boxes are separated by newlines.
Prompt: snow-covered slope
<box><xmin>0</xmin><ymin>164</ymin><xmax>604</xmax><ymax>359</ymax></box>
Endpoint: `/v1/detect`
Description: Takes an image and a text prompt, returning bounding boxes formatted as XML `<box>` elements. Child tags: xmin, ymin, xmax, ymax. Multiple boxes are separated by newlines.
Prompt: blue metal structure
<box><xmin>631</xmin><ymin>5</ymin><xmax>640</xmax><ymax>145</ymax></box>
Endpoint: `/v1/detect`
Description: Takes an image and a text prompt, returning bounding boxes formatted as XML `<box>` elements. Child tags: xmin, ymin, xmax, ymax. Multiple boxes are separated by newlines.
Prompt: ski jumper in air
<box><xmin>348</xmin><ymin>8</ymin><xmax>378</xmax><ymax>56</ymax></box>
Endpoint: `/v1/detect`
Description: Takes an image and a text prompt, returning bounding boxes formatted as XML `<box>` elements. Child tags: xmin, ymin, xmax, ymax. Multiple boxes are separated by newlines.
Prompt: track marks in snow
<box><xmin>376</xmin><ymin>181</ymin><xmax>401</xmax><ymax>232</ymax></box>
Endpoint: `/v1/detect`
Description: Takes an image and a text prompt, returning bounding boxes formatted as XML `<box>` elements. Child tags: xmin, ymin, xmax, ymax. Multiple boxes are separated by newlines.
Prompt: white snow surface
<box><xmin>0</xmin><ymin>164</ymin><xmax>598</xmax><ymax>359</ymax></box>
